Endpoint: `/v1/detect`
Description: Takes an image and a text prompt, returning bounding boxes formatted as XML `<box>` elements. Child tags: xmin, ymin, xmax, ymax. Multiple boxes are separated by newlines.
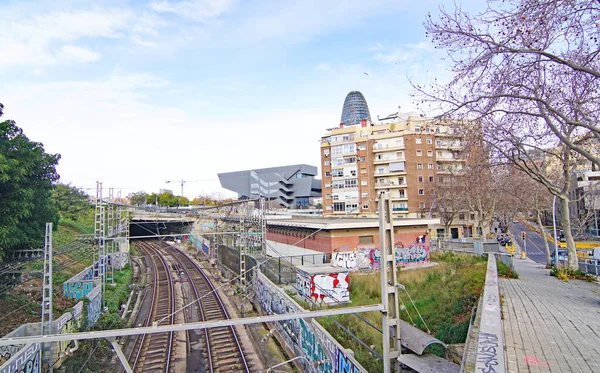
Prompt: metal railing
<box><xmin>578</xmin><ymin>261</ymin><xmax>600</xmax><ymax>276</ymax></box>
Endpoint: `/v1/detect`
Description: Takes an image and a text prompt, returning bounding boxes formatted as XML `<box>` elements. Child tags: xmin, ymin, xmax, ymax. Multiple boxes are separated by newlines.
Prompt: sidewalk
<box><xmin>500</xmin><ymin>257</ymin><xmax>600</xmax><ymax>372</ymax></box>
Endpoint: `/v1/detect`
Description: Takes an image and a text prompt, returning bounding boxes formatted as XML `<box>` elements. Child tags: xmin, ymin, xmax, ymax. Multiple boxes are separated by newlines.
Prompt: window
<box><xmin>324</xmin><ymin>149</ymin><xmax>330</xmax><ymax>156</ymax></box>
<box><xmin>415</xmin><ymin>126</ymin><xmax>421</xmax><ymax>132</ymax></box>
<box><xmin>437</xmin><ymin>151</ymin><xmax>443</xmax><ymax>157</ymax></box>
<box><xmin>398</xmin><ymin>177</ymin><xmax>404</xmax><ymax>184</ymax></box>
<box><xmin>333</xmin><ymin>202</ymin><xmax>345</xmax><ymax>212</ymax></box>
<box><xmin>359</xmin><ymin>156</ymin><xmax>366</xmax><ymax>162</ymax></box>
<box><xmin>326</xmin><ymin>194</ymin><xmax>331</xmax><ymax>199</ymax></box>
<box><xmin>398</xmin><ymin>151</ymin><xmax>403</xmax><ymax>157</ymax></box>
<box><xmin>325</xmin><ymin>171</ymin><xmax>331</xmax><ymax>177</ymax></box>
<box><xmin>332</xmin><ymin>143</ymin><xmax>356</xmax><ymax>155</ymax></box>
<box><xmin>459</xmin><ymin>213</ymin><xmax>465</xmax><ymax>220</ymax></box>
<box><xmin>361</xmin><ymin>179</ymin><xmax>368</xmax><ymax>186</ymax></box>
<box><xmin>379</xmin><ymin>178</ymin><xmax>385</xmax><ymax>184</ymax></box>
<box><xmin>398</xmin><ymin>191</ymin><xmax>405</xmax><ymax>198</ymax></box>
<box><xmin>418</xmin><ymin>189</ymin><xmax>424</xmax><ymax>195</ymax></box>
<box><xmin>326</xmin><ymin>205</ymin><xmax>332</xmax><ymax>210</ymax></box>
<box><xmin>419</xmin><ymin>202</ymin><xmax>426</xmax><ymax>209</ymax></box>
<box><xmin>416</xmin><ymin>137</ymin><xmax>422</xmax><ymax>144</ymax></box>
<box><xmin>362</xmin><ymin>204</ymin><xmax>369</xmax><ymax>210</ymax></box>
<box><xmin>324</xmin><ymin>160</ymin><xmax>330</xmax><ymax>166</ymax></box>
<box><xmin>416</xmin><ymin>150</ymin><xmax>422</xmax><ymax>156</ymax></box>
<box><xmin>362</xmin><ymin>192</ymin><xmax>368</xmax><ymax>198</ymax></box>
<box><xmin>436</xmin><ymin>139</ymin><xmax>441</xmax><ymax>146</ymax></box>
<box><xmin>426</xmin><ymin>137</ymin><xmax>432</xmax><ymax>144</ymax></box>
<box><xmin>345</xmin><ymin>156</ymin><xmax>356</xmax><ymax>164</ymax></box>
<box><xmin>332</xmin><ymin>169</ymin><xmax>343</xmax><ymax>177</ymax></box>
<box><xmin>325</xmin><ymin>183</ymin><xmax>331</xmax><ymax>188</ymax></box>
<box><xmin>427</xmin><ymin>150</ymin><xmax>433</xmax><ymax>157</ymax></box>
<box><xmin>429</xmin><ymin>176</ymin><xmax>434</xmax><ymax>182</ymax></box>
<box><xmin>333</xmin><ymin>194</ymin><xmax>339</xmax><ymax>200</ymax></box>
<box><xmin>470</xmin><ymin>213</ymin><xmax>475</xmax><ymax>220</ymax></box>
<box><xmin>360</xmin><ymin>168</ymin><xmax>367</xmax><ymax>174</ymax></box>
<box><xmin>296</xmin><ymin>173</ymin><xmax>304</xmax><ymax>179</ymax></box>
<box><xmin>428</xmin><ymin>163</ymin><xmax>433</xmax><ymax>170</ymax></box>
<box><xmin>378</xmin><ymin>167</ymin><xmax>385</xmax><ymax>174</ymax></box>
<box><xmin>417</xmin><ymin>163</ymin><xmax>423</xmax><ymax>170</ymax></box>
<box><xmin>359</xmin><ymin>235</ymin><xmax>374</xmax><ymax>244</ymax></box>
<box><xmin>350</xmin><ymin>169</ymin><xmax>357</xmax><ymax>176</ymax></box>
<box><xmin>358</xmin><ymin>143</ymin><xmax>366</xmax><ymax>150</ymax></box>
<box><xmin>438</xmin><ymin>176</ymin><xmax>444</xmax><ymax>182</ymax></box>
<box><xmin>345</xmin><ymin>203</ymin><xmax>358</xmax><ymax>213</ymax></box>
<box><xmin>418</xmin><ymin>176</ymin><xmax>423</xmax><ymax>182</ymax></box>
<box><xmin>345</xmin><ymin>179</ymin><xmax>358</xmax><ymax>188</ymax></box>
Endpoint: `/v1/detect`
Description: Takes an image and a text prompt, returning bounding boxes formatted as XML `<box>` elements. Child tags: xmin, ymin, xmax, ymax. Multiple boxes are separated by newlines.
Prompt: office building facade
<box><xmin>218</xmin><ymin>164</ymin><xmax>322</xmax><ymax>209</ymax></box>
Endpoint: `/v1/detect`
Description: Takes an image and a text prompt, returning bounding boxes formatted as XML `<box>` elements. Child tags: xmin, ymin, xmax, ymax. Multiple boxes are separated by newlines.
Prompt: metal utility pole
<box><xmin>95</xmin><ymin>182</ymin><xmax>107</xmax><ymax>310</ymax></box>
<box><xmin>108</xmin><ymin>188</ymin><xmax>114</xmax><ymax>284</ymax></box>
<box><xmin>41</xmin><ymin>222</ymin><xmax>54</xmax><ymax>373</ymax></box>
<box><xmin>378</xmin><ymin>194</ymin><xmax>402</xmax><ymax>372</ymax></box>
<box><xmin>553</xmin><ymin>196</ymin><xmax>559</xmax><ymax>266</ymax></box>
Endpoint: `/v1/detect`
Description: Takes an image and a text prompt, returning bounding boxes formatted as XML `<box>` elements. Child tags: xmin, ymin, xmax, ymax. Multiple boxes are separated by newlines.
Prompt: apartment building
<box><xmin>320</xmin><ymin>111</ymin><xmax>466</xmax><ymax>220</ymax></box>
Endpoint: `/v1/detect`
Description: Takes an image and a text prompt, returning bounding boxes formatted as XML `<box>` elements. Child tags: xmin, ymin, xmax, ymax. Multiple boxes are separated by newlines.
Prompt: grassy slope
<box><xmin>317</xmin><ymin>251</ymin><xmax>487</xmax><ymax>373</ymax></box>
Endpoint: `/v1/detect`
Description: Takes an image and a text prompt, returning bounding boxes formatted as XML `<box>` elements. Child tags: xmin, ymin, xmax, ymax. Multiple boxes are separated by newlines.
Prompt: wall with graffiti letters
<box><xmin>109</xmin><ymin>252</ymin><xmax>129</xmax><ymax>270</ymax></box>
<box><xmin>0</xmin><ymin>343</ymin><xmax>41</xmax><ymax>373</ymax></box>
<box><xmin>190</xmin><ymin>233</ymin><xmax>211</xmax><ymax>257</ymax></box>
<box><xmin>331</xmin><ymin>241</ymin><xmax>429</xmax><ymax>270</ymax></box>
<box><xmin>256</xmin><ymin>272</ymin><xmax>366</xmax><ymax>373</ymax></box>
<box><xmin>296</xmin><ymin>270</ymin><xmax>350</xmax><ymax>304</ymax></box>
<box><xmin>86</xmin><ymin>286</ymin><xmax>102</xmax><ymax>325</ymax></box>
<box><xmin>63</xmin><ymin>264</ymin><xmax>100</xmax><ymax>300</ymax></box>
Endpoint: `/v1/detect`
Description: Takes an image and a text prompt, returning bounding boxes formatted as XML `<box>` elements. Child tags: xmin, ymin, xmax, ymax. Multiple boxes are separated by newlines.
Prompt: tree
<box><xmin>146</xmin><ymin>193</ymin><xmax>158</xmax><ymax>205</ymax></box>
<box><xmin>0</xmin><ymin>104</ymin><xmax>60</xmax><ymax>257</ymax></box>
<box><xmin>415</xmin><ymin>0</ymin><xmax>599</xmax><ymax>269</ymax></box>
<box><xmin>130</xmin><ymin>191</ymin><xmax>148</xmax><ymax>206</ymax></box>
<box><xmin>53</xmin><ymin>183</ymin><xmax>92</xmax><ymax>220</ymax></box>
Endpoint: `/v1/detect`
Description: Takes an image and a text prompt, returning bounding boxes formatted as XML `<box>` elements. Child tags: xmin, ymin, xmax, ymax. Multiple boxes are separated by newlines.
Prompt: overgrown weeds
<box><xmin>497</xmin><ymin>261</ymin><xmax>519</xmax><ymax>279</ymax></box>
<box><xmin>550</xmin><ymin>267</ymin><xmax>595</xmax><ymax>282</ymax></box>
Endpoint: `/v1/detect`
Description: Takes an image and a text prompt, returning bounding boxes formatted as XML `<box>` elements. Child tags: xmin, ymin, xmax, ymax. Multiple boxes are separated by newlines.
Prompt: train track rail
<box><xmin>167</xmin><ymin>244</ymin><xmax>250</xmax><ymax>373</ymax></box>
<box><xmin>128</xmin><ymin>240</ymin><xmax>175</xmax><ymax>373</ymax></box>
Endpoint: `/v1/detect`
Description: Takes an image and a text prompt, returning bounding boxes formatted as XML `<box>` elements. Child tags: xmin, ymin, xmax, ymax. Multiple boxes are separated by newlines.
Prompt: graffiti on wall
<box><xmin>0</xmin><ymin>343</ymin><xmax>40</xmax><ymax>373</ymax></box>
<box><xmin>394</xmin><ymin>244</ymin><xmax>429</xmax><ymax>266</ymax></box>
<box><xmin>332</xmin><ymin>238</ymin><xmax>429</xmax><ymax>270</ymax></box>
<box><xmin>337</xmin><ymin>348</ymin><xmax>362</xmax><ymax>373</ymax></box>
<box><xmin>87</xmin><ymin>286</ymin><xmax>102</xmax><ymax>325</ymax></box>
<box><xmin>109</xmin><ymin>252</ymin><xmax>129</xmax><ymax>270</ymax></box>
<box><xmin>297</xmin><ymin>272</ymin><xmax>350</xmax><ymax>304</ymax></box>
<box><xmin>256</xmin><ymin>273</ymin><xmax>367</xmax><ymax>373</ymax></box>
<box><xmin>63</xmin><ymin>281</ymin><xmax>95</xmax><ymax>299</ymax></box>
<box><xmin>299</xmin><ymin>319</ymin><xmax>333</xmax><ymax>373</ymax></box>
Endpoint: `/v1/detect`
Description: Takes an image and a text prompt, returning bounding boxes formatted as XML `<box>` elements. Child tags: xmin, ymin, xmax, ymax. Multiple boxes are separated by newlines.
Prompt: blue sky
<box><xmin>0</xmin><ymin>0</ymin><xmax>479</xmax><ymax>199</ymax></box>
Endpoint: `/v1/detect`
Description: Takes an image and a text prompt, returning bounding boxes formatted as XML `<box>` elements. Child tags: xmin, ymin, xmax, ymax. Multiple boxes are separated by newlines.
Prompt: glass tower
<box><xmin>340</xmin><ymin>91</ymin><xmax>371</xmax><ymax>126</ymax></box>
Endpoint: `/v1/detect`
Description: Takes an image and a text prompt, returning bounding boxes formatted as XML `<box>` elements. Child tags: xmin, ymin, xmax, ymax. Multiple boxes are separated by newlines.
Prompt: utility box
<box><xmin>296</xmin><ymin>265</ymin><xmax>350</xmax><ymax>305</ymax></box>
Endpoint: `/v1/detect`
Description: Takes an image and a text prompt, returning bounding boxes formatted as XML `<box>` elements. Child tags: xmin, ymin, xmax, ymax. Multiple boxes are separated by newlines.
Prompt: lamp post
<box><xmin>552</xmin><ymin>195</ymin><xmax>559</xmax><ymax>267</ymax></box>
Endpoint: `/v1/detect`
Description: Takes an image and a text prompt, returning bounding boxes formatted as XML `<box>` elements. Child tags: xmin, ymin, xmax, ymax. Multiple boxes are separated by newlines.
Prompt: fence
<box><xmin>251</xmin><ymin>253</ymin><xmax>330</xmax><ymax>285</ymax></box>
<box><xmin>494</xmin><ymin>252</ymin><xmax>515</xmax><ymax>271</ymax></box>
<box><xmin>437</xmin><ymin>239</ymin><xmax>501</xmax><ymax>256</ymax></box>
<box><xmin>578</xmin><ymin>261</ymin><xmax>600</xmax><ymax>276</ymax></box>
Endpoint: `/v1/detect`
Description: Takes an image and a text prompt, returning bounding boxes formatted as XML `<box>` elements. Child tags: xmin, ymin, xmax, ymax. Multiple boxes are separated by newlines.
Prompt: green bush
<box><xmin>497</xmin><ymin>261</ymin><xmax>519</xmax><ymax>279</ymax></box>
<box><xmin>550</xmin><ymin>267</ymin><xmax>595</xmax><ymax>282</ymax></box>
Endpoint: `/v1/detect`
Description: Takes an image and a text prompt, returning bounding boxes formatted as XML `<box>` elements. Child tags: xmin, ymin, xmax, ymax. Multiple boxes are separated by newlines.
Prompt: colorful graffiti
<box><xmin>332</xmin><ymin>242</ymin><xmax>429</xmax><ymax>270</ymax></box>
<box><xmin>63</xmin><ymin>281</ymin><xmax>95</xmax><ymax>299</ymax></box>
<box><xmin>0</xmin><ymin>343</ymin><xmax>40</xmax><ymax>373</ymax></box>
<box><xmin>296</xmin><ymin>272</ymin><xmax>350</xmax><ymax>304</ymax></box>
<box><xmin>256</xmin><ymin>273</ymin><xmax>367</xmax><ymax>373</ymax></box>
<box><xmin>300</xmin><ymin>319</ymin><xmax>333</xmax><ymax>373</ymax></box>
<box><xmin>337</xmin><ymin>348</ymin><xmax>362</xmax><ymax>373</ymax></box>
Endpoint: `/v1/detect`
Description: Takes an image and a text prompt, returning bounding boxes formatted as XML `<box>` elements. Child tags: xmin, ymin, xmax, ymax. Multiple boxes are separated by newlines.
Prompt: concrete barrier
<box><xmin>473</xmin><ymin>254</ymin><xmax>505</xmax><ymax>373</ymax></box>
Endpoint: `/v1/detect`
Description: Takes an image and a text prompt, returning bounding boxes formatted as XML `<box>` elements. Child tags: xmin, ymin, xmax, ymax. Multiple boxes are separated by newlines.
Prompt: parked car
<box><xmin>550</xmin><ymin>249</ymin><xmax>569</xmax><ymax>266</ymax></box>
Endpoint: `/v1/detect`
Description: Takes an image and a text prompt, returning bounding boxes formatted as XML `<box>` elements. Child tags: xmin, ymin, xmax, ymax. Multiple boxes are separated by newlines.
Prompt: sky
<box><xmin>0</xmin><ymin>0</ymin><xmax>481</xmax><ymax>199</ymax></box>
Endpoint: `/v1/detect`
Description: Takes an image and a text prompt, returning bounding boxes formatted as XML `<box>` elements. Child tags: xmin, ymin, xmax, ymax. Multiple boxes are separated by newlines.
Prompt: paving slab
<box><xmin>500</xmin><ymin>258</ymin><xmax>600</xmax><ymax>373</ymax></box>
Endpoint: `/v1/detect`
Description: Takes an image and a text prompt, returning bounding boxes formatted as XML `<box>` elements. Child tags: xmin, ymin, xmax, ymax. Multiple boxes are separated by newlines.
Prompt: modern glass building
<box><xmin>340</xmin><ymin>91</ymin><xmax>372</xmax><ymax>126</ymax></box>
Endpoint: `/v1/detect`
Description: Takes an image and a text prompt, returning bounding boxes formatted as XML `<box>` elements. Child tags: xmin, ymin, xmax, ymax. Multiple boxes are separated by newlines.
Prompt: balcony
<box><xmin>390</xmin><ymin>195</ymin><xmax>408</xmax><ymax>200</ymax></box>
<box><xmin>375</xmin><ymin>182</ymin><xmax>408</xmax><ymax>190</ymax></box>
<box><xmin>392</xmin><ymin>207</ymin><xmax>408</xmax><ymax>211</ymax></box>
<box><xmin>375</xmin><ymin>169</ymin><xmax>406</xmax><ymax>177</ymax></box>
<box><xmin>373</xmin><ymin>143</ymin><xmax>404</xmax><ymax>153</ymax></box>
<box><xmin>374</xmin><ymin>156</ymin><xmax>405</xmax><ymax>165</ymax></box>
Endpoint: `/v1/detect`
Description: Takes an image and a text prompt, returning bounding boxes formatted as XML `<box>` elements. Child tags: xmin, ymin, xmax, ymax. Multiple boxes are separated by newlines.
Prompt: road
<box><xmin>508</xmin><ymin>222</ymin><xmax>558</xmax><ymax>265</ymax></box>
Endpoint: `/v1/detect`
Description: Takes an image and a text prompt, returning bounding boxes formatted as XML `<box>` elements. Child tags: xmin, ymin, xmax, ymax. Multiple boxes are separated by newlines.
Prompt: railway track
<box><xmin>167</xmin><ymin>244</ymin><xmax>250</xmax><ymax>373</ymax></box>
<box><xmin>126</xmin><ymin>240</ymin><xmax>251</xmax><ymax>372</ymax></box>
<box><xmin>128</xmin><ymin>240</ymin><xmax>175</xmax><ymax>373</ymax></box>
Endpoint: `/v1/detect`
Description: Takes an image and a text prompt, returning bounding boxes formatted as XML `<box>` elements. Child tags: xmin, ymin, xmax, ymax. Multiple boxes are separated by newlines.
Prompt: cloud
<box><xmin>58</xmin><ymin>45</ymin><xmax>101</xmax><ymax>63</ymax></box>
<box><xmin>0</xmin><ymin>6</ymin><xmax>162</xmax><ymax>68</ymax></box>
<box><xmin>149</xmin><ymin>0</ymin><xmax>237</xmax><ymax>22</ymax></box>
<box><xmin>315</xmin><ymin>63</ymin><xmax>331</xmax><ymax>71</ymax></box>
<box><xmin>373</xmin><ymin>42</ymin><xmax>433</xmax><ymax>64</ymax></box>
